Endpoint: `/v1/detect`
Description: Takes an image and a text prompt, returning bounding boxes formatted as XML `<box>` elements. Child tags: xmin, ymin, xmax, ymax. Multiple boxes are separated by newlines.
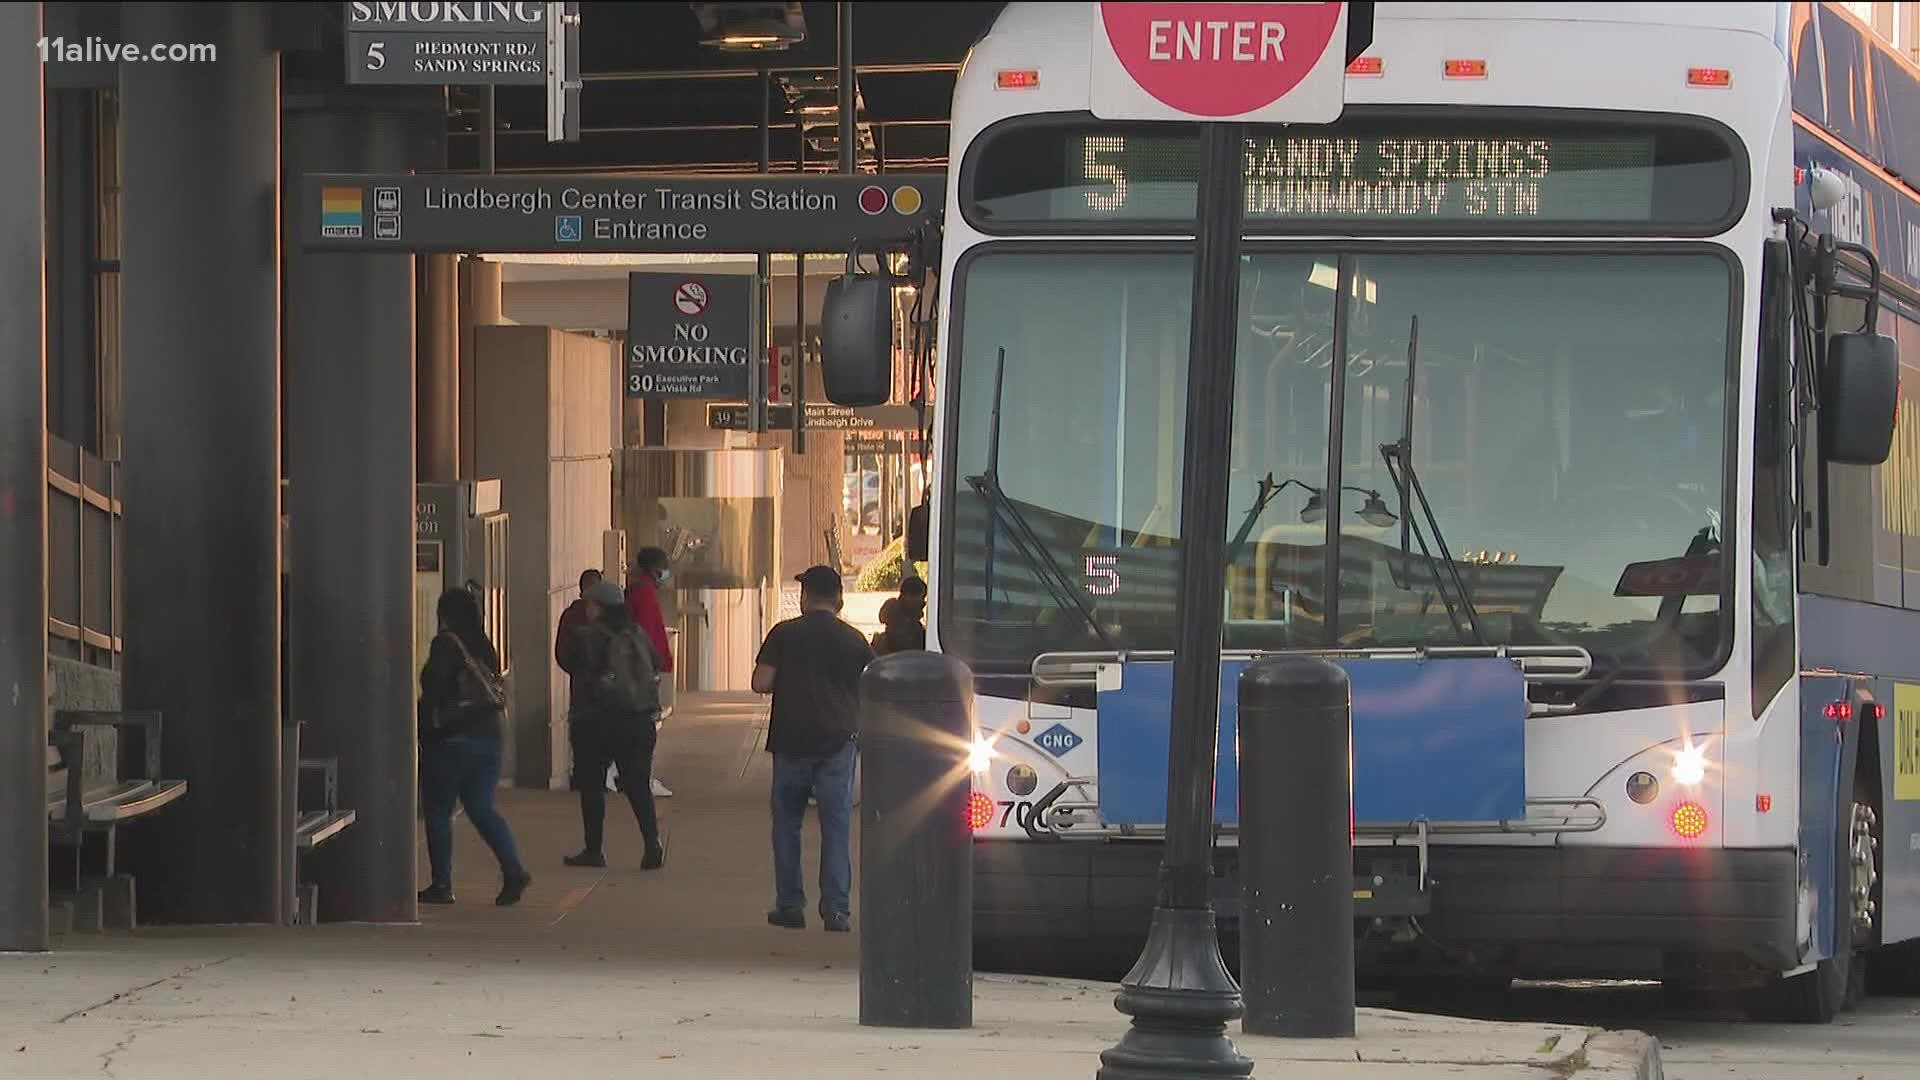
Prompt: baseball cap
<box><xmin>587</xmin><ymin>580</ymin><xmax>627</xmax><ymax>609</ymax></box>
<box><xmin>795</xmin><ymin>565</ymin><xmax>843</xmax><ymax>596</ymax></box>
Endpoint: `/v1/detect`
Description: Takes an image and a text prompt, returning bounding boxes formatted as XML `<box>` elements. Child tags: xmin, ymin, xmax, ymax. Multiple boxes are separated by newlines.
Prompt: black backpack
<box><xmin>593</xmin><ymin>626</ymin><xmax>660</xmax><ymax>713</ymax></box>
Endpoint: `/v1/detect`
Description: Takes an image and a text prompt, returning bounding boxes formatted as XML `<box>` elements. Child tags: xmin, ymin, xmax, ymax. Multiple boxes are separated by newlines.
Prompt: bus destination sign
<box><xmin>1075</xmin><ymin>131</ymin><xmax>1657</xmax><ymax>222</ymax></box>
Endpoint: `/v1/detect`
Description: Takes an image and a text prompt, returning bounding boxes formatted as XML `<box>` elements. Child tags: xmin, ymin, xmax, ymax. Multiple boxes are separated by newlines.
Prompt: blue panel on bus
<box><xmin>1094</xmin><ymin>656</ymin><xmax>1529</xmax><ymax>827</ymax></box>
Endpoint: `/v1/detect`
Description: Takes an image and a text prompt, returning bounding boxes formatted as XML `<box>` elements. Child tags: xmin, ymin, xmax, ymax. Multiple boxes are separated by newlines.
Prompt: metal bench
<box><xmin>282</xmin><ymin>722</ymin><xmax>356</xmax><ymax>925</ymax></box>
<box><xmin>45</xmin><ymin>710</ymin><xmax>190</xmax><ymax>932</ymax></box>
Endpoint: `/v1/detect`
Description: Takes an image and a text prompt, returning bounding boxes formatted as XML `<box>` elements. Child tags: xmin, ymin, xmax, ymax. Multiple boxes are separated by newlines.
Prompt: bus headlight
<box><xmin>1671</xmin><ymin>744</ymin><xmax>1708</xmax><ymax>787</ymax></box>
<box><xmin>967</xmin><ymin>736</ymin><xmax>997</xmax><ymax>775</ymax></box>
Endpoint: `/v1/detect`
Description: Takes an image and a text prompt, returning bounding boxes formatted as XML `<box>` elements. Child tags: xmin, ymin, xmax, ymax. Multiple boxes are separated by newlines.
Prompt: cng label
<box><xmin>1897</xmin><ymin>683</ymin><xmax>1920</xmax><ymax>801</ymax></box>
<box><xmin>1034</xmin><ymin>723</ymin><xmax>1084</xmax><ymax>759</ymax></box>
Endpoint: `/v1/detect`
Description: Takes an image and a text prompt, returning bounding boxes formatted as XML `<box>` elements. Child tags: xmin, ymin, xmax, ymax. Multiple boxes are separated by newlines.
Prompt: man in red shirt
<box><xmin>627</xmin><ymin>548</ymin><xmax>676</xmax><ymax>799</ymax></box>
<box><xmin>626</xmin><ymin>548</ymin><xmax>675</xmax><ymax>675</ymax></box>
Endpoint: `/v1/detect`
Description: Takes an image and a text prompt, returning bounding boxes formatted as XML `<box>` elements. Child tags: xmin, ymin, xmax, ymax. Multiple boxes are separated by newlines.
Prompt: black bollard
<box><xmin>858</xmin><ymin>650</ymin><xmax>975</xmax><ymax>1029</ymax></box>
<box><xmin>1239</xmin><ymin>655</ymin><xmax>1355</xmax><ymax>1038</ymax></box>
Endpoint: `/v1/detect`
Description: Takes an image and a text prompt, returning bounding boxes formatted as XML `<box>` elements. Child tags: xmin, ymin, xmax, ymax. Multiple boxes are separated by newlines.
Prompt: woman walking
<box><xmin>418</xmin><ymin>587</ymin><xmax>532</xmax><ymax>906</ymax></box>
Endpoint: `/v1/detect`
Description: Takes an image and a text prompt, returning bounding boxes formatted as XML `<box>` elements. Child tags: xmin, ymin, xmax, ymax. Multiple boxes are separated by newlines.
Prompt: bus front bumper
<box><xmin>973</xmin><ymin>839</ymin><xmax>1800</xmax><ymax>977</ymax></box>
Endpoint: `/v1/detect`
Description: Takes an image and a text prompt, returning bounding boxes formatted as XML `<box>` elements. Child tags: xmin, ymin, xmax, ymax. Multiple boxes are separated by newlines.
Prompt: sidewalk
<box><xmin>0</xmin><ymin>693</ymin><xmax>1663</xmax><ymax>1078</ymax></box>
<box><xmin>0</xmin><ymin>931</ymin><xmax>1662</xmax><ymax>1079</ymax></box>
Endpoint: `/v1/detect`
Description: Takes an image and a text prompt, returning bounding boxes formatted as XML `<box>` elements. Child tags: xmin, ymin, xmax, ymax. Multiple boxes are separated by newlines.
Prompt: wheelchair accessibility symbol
<box><xmin>555</xmin><ymin>215</ymin><xmax>583</xmax><ymax>242</ymax></box>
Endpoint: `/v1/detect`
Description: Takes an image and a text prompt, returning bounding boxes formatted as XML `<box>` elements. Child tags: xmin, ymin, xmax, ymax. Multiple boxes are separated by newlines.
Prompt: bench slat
<box><xmin>295</xmin><ymin>810</ymin><xmax>356</xmax><ymax>850</ymax></box>
<box><xmin>48</xmin><ymin>779</ymin><xmax>188</xmax><ymax>824</ymax></box>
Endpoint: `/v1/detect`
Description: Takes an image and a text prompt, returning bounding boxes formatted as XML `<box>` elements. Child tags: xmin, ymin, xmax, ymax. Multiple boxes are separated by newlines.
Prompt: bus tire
<box><xmin>1752</xmin><ymin>776</ymin><xmax>1877</xmax><ymax>1023</ymax></box>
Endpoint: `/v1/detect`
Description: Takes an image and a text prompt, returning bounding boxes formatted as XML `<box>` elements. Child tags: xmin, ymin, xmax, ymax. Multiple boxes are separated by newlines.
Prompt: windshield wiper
<box><xmin>970</xmin><ymin>346</ymin><xmax>1119</xmax><ymax>652</ymax></box>
<box><xmin>1379</xmin><ymin>315</ymin><xmax>1486</xmax><ymax>645</ymax></box>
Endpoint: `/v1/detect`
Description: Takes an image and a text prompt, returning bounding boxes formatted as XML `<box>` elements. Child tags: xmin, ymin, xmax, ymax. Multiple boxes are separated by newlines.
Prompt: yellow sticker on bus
<box><xmin>1896</xmin><ymin>683</ymin><xmax>1920</xmax><ymax>802</ymax></box>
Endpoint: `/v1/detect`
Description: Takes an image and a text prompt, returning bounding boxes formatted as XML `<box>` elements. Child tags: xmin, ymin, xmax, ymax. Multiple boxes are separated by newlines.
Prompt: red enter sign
<box><xmin>1094</xmin><ymin>2</ymin><xmax>1347</xmax><ymax>121</ymax></box>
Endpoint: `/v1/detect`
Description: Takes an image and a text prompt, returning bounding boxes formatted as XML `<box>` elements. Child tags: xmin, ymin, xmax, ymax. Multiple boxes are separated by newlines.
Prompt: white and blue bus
<box><xmin>823</xmin><ymin>1</ymin><xmax>1918</xmax><ymax>1022</ymax></box>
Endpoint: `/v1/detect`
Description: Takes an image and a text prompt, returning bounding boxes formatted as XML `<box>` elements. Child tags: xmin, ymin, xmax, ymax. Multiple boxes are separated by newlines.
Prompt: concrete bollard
<box><xmin>1239</xmin><ymin>655</ymin><xmax>1355</xmax><ymax>1038</ymax></box>
<box><xmin>858</xmin><ymin>650</ymin><xmax>974</xmax><ymax>1029</ymax></box>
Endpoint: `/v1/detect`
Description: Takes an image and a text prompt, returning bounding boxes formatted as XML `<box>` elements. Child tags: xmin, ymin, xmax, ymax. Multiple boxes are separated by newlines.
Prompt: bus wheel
<box><xmin>1753</xmin><ymin>784</ymin><xmax>1877</xmax><ymax>1023</ymax></box>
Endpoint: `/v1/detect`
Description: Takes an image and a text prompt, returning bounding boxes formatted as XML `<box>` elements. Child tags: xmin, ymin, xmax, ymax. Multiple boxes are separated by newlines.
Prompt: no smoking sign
<box><xmin>673</xmin><ymin>280</ymin><xmax>710</xmax><ymax>316</ymax></box>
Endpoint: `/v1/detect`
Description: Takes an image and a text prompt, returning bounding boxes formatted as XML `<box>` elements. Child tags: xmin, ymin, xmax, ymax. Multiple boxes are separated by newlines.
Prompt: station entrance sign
<box><xmin>298</xmin><ymin>173</ymin><xmax>943</xmax><ymax>254</ymax></box>
<box><xmin>1090</xmin><ymin>1</ymin><xmax>1349</xmax><ymax>123</ymax></box>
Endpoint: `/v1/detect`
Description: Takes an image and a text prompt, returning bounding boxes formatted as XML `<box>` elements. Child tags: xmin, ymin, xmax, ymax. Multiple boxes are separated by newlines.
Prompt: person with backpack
<box><xmin>418</xmin><ymin>587</ymin><xmax>531</xmax><ymax>907</ymax></box>
<box><xmin>561</xmin><ymin>579</ymin><xmax>666</xmax><ymax>870</ymax></box>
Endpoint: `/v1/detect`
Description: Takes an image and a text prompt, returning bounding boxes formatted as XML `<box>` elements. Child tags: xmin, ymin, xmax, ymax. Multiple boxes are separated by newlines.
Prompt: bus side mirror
<box><xmin>820</xmin><ymin>274</ymin><xmax>893</xmax><ymax>407</ymax></box>
<box><xmin>1821</xmin><ymin>331</ymin><xmax>1899</xmax><ymax>466</ymax></box>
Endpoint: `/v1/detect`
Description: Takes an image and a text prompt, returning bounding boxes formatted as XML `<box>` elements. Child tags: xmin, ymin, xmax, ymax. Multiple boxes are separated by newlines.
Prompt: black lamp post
<box><xmin>1097</xmin><ymin>121</ymin><xmax>1253</xmax><ymax>1080</ymax></box>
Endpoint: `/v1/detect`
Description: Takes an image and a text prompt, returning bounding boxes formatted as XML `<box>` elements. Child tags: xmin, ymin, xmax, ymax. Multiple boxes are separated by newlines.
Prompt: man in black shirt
<box><xmin>751</xmin><ymin>565</ymin><xmax>874</xmax><ymax>931</ymax></box>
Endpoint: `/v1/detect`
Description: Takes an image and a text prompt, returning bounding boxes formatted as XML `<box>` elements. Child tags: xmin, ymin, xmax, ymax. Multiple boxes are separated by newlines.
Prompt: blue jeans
<box><xmin>771</xmin><ymin>740</ymin><xmax>856</xmax><ymax>919</ymax></box>
<box><xmin>422</xmin><ymin>736</ymin><xmax>525</xmax><ymax>887</ymax></box>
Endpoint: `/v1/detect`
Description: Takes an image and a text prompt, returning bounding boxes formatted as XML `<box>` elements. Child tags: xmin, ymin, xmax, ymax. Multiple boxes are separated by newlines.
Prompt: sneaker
<box><xmin>417</xmin><ymin>884</ymin><xmax>456</xmax><ymax>905</ymax></box>
<box><xmin>767</xmin><ymin>908</ymin><xmax>806</xmax><ymax>930</ymax></box>
<box><xmin>496</xmin><ymin>870</ymin><xmax>532</xmax><ymax>907</ymax></box>
<box><xmin>564</xmin><ymin>850</ymin><xmax>607</xmax><ymax>868</ymax></box>
<box><xmin>641</xmin><ymin>843</ymin><xmax>666</xmax><ymax>871</ymax></box>
<box><xmin>823</xmin><ymin>913</ymin><xmax>852</xmax><ymax>933</ymax></box>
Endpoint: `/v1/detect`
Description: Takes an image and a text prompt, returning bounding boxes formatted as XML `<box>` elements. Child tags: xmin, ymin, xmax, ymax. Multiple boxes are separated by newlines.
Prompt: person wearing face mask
<box><xmin>625</xmin><ymin>548</ymin><xmax>677</xmax><ymax>799</ymax></box>
<box><xmin>625</xmin><ymin>547</ymin><xmax>675</xmax><ymax>680</ymax></box>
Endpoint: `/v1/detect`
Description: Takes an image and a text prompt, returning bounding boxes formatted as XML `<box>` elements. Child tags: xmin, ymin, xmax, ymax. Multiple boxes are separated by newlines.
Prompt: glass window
<box><xmin>940</xmin><ymin>250</ymin><xmax>1334</xmax><ymax>665</ymax></box>
<box><xmin>1330</xmin><ymin>252</ymin><xmax>1732</xmax><ymax>671</ymax></box>
<box><xmin>1752</xmin><ymin>241</ymin><xmax>1797</xmax><ymax>716</ymax></box>
<box><xmin>940</xmin><ymin>247</ymin><xmax>1735</xmax><ymax>675</ymax></box>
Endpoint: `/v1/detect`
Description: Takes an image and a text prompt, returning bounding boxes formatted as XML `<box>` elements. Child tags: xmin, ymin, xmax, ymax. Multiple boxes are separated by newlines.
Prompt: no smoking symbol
<box><xmin>674</xmin><ymin>280</ymin><xmax>710</xmax><ymax>316</ymax></box>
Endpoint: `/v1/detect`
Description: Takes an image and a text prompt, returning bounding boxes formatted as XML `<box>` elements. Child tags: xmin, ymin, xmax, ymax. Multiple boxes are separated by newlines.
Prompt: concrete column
<box><xmin>0</xmin><ymin>0</ymin><xmax>47</xmax><ymax>953</ymax></box>
<box><xmin>458</xmin><ymin>257</ymin><xmax>504</xmax><ymax>482</ymax></box>
<box><xmin>418</xmin><ymin>255</ymin><xmax>459</xmax><ymax>482</ymax></box>
<box><xmin>283</xmin><ymin>100</ymin><xmax>419</xmax><ymax>924</ymax></box>
<box><xmin>119</xmin><ymin>1</ymin><xmax>283</xmax><ymax>926</ymax></box>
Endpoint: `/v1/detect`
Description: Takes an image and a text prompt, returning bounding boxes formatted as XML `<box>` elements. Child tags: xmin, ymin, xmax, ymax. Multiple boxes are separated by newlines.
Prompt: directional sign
<box><xmin>1089</xmin><ymin>1</ymin><xmax>1349</xmax><ymax>123</ymax></box>
<box><xmin>707</xmin><ymin>403</ymin><xmax>922</xmax><ymax>432</ymax></box>
<box><xmin>345</xmin><ymin>1</ymin><xmax>551</xmax><ymax>86</ymax></box>
<box><xmin>627</xmin><ymin>272</ymin><xmax>752</xmax><ymax>399</ymax></box>
<box><xmin>299</xmin><ymin>173</ymin><xmax>944</xmax><ymax>254</ymax></box>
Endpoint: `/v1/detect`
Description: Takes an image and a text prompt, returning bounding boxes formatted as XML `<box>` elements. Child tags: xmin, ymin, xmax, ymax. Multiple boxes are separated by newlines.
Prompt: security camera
<box><xmin>1808</xmin><ymin>166</ymin><xmax>1849</xmax><ymax>212</ymax></box>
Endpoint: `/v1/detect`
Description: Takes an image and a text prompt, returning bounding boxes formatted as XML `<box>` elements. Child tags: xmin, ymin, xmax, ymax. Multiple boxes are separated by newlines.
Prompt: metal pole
<box><xmin>0</xmin><ymin>0</ymin><xmax>48</xmax><ymax>953</ymax></box>
<box><xmin>478</xmin><ymin>86</ymin><xmax>496</xmax><ymax>174</ymax></box>
<box><xmin>1239</xmin><ymin>656</ymin><xmax>1354</xmax><ymax>1037</ymax></box>
<box><xmin>858</xmin><ymin>652</ymin><xmax>974</xmax><ymax>1027</ymax></box>
<box><xmin>793</xmin><ymin>109</ymin><xmax>807</xmax><ymax>454</ymax></box>
<box><xmin>838</xmin><ymin>2</ymin><xmax>855</xmax><ymax>174</ymax></box>
<box><xmin>1098</xmin><ymin>121</ymin><xmax>1252</xmax><ymax>1080</ymax></box>
<box><xmin>751</xmin><ymin>70</ymin><xmax>770</xmax><ymax>435</ymax></box>
<box><xmin>1323</xmin><ymin>255</ymin><xmax>1353</xmax><ymax>645</ymax></box>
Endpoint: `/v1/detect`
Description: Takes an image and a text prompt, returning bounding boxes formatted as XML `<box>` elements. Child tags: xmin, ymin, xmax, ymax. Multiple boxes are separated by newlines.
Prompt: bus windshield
<box><xmin>940</xmin><ymin>248</ymin><xmax>1734</xmax><ymax>674</ymax></box>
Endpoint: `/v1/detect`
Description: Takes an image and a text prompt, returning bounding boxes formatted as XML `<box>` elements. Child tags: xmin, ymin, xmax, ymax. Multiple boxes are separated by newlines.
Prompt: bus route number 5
<box><xmin>1085</xmin><ymin>554</ymin><xmax>1120</xmax><ymax>596</ymax></box>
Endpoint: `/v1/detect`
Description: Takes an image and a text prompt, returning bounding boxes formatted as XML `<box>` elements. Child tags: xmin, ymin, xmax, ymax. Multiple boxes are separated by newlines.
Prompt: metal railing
<box><xmin>46</xmin><ymin>434</ymin><xmax>121</xmax><ymax>668</ymax></box>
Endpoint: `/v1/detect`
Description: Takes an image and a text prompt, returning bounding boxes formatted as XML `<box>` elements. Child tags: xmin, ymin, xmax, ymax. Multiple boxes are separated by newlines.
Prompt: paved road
<box><xmin>1398</xmin><ymin>982</ymin><xmax>1920</xmax><ymax>1080</ymax></box>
